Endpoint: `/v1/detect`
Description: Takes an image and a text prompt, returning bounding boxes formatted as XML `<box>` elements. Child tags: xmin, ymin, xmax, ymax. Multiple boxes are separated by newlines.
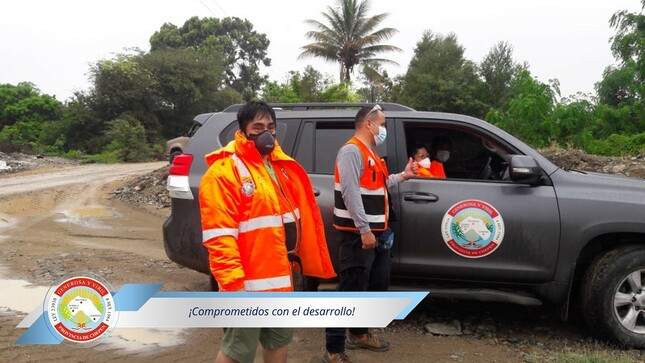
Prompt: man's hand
<box><xmin>405</xmin><ymin>157</ymin><xmax>419</xmax><ymax>177</ymax></box>
<box><xmin>361</xmin><ymin>231</ymin><xmax>377</xmax><ymax>249</ymax></box>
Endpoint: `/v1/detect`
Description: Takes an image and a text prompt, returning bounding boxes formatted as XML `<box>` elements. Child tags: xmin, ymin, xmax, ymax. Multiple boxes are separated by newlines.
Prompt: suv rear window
<box><xmin>294</xmin><ymin>121</ymin><xmax>355</xmax><ymax>175</ymax></box>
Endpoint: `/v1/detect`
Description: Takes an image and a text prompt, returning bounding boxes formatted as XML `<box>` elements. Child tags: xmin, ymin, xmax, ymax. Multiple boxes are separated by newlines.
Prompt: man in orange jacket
<box><xmin>199</xmin><ymin>100</ymin><xmax>336</xmax><ymax>363</ymax></box>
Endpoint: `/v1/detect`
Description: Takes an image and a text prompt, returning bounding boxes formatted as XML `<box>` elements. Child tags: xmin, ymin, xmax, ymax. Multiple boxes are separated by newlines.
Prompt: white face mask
<box><xmin>370</xmin><ymin>123</ymin><xmax>387</xmax><ymax>146</ymax></box>
<box><xmin>418</xmin><ymin>157</ymin><xmax>431</xmax><ymax>168</ymax></box>
<box><xmin>436</xmin><ymin>150</ymin><xmax>450</xmax><ymax>163</ymax></box>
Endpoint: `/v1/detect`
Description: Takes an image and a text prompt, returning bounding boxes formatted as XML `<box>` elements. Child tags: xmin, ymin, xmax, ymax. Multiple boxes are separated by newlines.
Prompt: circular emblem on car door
<box><xmin>441</xmin><ymin>199</ymin><xmax>505</xmax><ymax>258</ymax></box>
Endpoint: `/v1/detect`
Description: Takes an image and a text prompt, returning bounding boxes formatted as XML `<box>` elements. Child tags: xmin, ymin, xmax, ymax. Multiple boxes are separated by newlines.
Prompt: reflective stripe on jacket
<box><xmin>333</xmin><ymin>137</ymin><xmax>389</xmax><ymax>232</ymax></box>
<box><xmin>199</xmin><ymin>130</ymin><xmax>336</xmax><ymax>292</ymax></box>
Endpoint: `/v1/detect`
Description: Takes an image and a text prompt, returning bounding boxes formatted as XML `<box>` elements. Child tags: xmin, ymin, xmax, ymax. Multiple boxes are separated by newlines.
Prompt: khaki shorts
<box><xmin>221</xmin><ymin>327</ymin><xmax>292</xmax><ymax>363</ymax></box>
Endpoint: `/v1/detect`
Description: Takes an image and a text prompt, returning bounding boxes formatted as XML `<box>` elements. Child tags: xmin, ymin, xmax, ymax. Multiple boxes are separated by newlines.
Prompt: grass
<box><xmin>524</xmin><ymin>343</ymin><xmax>640</xmax><ymax>363</ymax></box>
<box><xmin>546</xmin><ymin>351</ymin><xmax>636</xmax><ymax>363</ymax></box>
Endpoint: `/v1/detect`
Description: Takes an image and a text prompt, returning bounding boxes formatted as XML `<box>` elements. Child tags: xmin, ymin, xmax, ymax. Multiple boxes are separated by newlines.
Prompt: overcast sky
<box><xmin>0</xmin><ymin>0</ymin><xmax>641</xmax><ymax>102</ymax></box>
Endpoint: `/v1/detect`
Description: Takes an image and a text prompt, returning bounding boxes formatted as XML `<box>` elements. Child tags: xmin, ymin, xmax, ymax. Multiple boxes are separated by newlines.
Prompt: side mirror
<box><xmin>509</xmin><ymin>155</ymin><xmax>542</xmax><ymax>185</ymax></box>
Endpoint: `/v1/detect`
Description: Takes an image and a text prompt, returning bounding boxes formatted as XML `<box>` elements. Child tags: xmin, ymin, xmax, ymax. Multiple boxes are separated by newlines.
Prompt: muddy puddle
<box><xmin>64</xmin><ymin>206</ymin><xmax>116</xmax><ymax>219</ymax></box>
<box><xmin>54</xmin><ymin>205</ymin><xmax>119</xmax><ymax>228</ymax></box>
<box><xmin>0</xmin><ymin>277</ymin><xmax>48</xmax><ymax>314</ymax></box>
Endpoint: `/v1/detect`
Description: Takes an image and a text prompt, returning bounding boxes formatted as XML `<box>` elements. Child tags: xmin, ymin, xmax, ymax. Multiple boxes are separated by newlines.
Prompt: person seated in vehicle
<box><xmin>410</xmin><ymin>143</ymin><xmax>434</xmax><ymax>178</ymax></box>
<box><xmin>428</xmin><ymin>136</ymin><xmax>452</xmax><ymax>178</ymax></box>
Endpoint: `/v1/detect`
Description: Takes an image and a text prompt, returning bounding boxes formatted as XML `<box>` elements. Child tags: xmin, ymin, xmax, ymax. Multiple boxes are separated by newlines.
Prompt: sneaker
<box><xmin>345</xmin><ymin>332</ymin><xmax>389</xmax><ymax>352</ymax></box>
<box><xmin>322</xmin><ymin>352</ymin><xmax>353</xmax><ymax>363</ymax></box>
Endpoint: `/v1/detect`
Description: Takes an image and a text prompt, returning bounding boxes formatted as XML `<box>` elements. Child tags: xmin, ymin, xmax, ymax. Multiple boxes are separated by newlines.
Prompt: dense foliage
<box><xmin>482</xmin><ymin>1</ymin><xmax>644</xmax><ymax>155</ymax></box>
<box><xmin>150</xmin><ymin>16</ymin><xmax>271</xmax><ymax>100</ymax></box>
<box><xmin>262</xmin><ymin>66</ymin><xmax>362</xmax><ymax>103</ymax></box>
<box><xmin>393</xmin><ymin>31</ymin><xmax>487</xmax><ymax>117</ymax></box>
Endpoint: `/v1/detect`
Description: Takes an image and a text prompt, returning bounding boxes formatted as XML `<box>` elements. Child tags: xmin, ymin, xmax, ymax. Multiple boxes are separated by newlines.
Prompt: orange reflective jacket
<box><xmin>430</xmin><ymin>161</ymin><xmax>446</xmax><ymax>178</ymax></box>
<box><xmin>199</xmin><ymin>131</ymin><xmax>336</xmax><ymax>292</ymax></box>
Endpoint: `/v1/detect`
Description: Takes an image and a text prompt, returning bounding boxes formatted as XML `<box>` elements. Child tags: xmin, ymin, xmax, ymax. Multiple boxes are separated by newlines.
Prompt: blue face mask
<box><xmin>372</xmin><ymin>124</ymin><xmax>387</xmax><ymax>146</ymax></box>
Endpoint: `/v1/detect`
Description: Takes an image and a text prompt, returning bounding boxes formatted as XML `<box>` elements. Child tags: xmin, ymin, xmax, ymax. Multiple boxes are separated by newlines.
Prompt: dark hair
<box><xmin>409</xmin><ymin>142</ymin><xmax>428</xmax><ymax>157</ymax></box>
<box><xmin>354</xmin><ymin>106</ymin><xmax>373</xmax><ymax>128</ymax></box>
<box><xmin>237</xmin><ymin>100</ymin><xmax>276</xmax><ymax>131</ymax></box>
<box><xmin>431</xmin><ymin>136</ymin><xmax>452</xmax><ymax>151</ymax></box>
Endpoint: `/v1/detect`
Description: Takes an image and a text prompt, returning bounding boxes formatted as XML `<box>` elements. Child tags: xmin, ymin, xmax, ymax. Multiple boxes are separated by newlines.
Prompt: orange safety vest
<box><xmin>430</xmin><ymin>160</ymin><xmax>446</xmax><ymax>178</ymax></box>
<box><xmin>199</xmin><ymin>130</ymin><xmax>336</xmax><ymax>292</ymax></box>
<box><xmin>417</xmin><ymin>164</ymin><xmax>434</xmax><ymax>178</ymax></box>
<box><xmin>333</xmin><ymin>137</ymin><xmax>389</xmax><ymax>232</ymax></box>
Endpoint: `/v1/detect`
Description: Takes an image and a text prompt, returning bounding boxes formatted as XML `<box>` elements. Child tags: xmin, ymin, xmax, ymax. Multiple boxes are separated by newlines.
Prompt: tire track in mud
<box><xmin>0</xmin><ymin>163</ymin><xmax>166</xmax><ymax>252</ymax></box>
<box><xmin>0</xmin><ymin>163</ymin><xmax>163</xmax><ymax>240</ymax></box>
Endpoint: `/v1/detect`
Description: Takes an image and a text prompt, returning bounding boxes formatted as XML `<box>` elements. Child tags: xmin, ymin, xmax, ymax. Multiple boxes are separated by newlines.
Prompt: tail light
<box><xmin>167</xmin><ymin>154</ymin><xmax>194</xmax><ymax>200</ymax></box>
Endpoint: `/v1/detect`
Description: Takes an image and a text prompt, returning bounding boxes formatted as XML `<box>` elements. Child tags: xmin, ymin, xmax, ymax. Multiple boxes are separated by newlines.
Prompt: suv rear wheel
<box><xmin>581</xmin><ymin>245</ymin><xmax>645</xmax><ymax>347</ymax></box>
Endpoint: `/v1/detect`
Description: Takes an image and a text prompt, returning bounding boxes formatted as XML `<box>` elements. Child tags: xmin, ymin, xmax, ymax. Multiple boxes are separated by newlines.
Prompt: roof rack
<box><xmin>222</xmin><ymin>102</ymin><xmax>415</xmax><ymax>113</ymax></box>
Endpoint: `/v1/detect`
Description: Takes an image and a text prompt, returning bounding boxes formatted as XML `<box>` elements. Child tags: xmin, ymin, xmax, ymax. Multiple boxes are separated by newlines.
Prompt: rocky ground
<box><xmin>111</xmin><ymin>166</ymin><xmax>171</xmax><ymax>210</ymax></box>
<box><xmin>0</xmin><ymin>152</ymin><xmax>80</xmax><ymax>174</ymax></box>
<box><xmin>539</xmin><ymin>148</ymin><xmax>645</xmax><ymax>179</ymax></box>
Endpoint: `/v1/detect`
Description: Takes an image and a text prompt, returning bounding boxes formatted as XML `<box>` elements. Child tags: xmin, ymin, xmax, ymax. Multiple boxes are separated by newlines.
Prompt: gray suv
<box><xmin>163</xmin><ymin>103</ymin><xmax>645</xmax><ymax>347</ymax></box>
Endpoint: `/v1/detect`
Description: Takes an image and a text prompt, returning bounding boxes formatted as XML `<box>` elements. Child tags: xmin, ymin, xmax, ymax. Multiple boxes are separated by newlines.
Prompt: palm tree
<box><xmin>299</xmin><ymin>0</ymin><xmax>401</xmax><ymax>83</ymax></box>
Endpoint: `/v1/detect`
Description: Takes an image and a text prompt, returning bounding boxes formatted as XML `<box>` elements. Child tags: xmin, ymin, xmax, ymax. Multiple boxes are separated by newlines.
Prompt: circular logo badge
<box><xmin>241</xmin><ymin>180</ymin><xmax>255</xmax><ymax>196</ymax></box>
<box><xmin>441</xmin><ymin>199</ymin><xmax>505</xmax><ymax>258</ymax></box>
<box><xmin>45</xmin><ymin>273</ymin><xmax>117</xmax><ymax>346</ymax></box>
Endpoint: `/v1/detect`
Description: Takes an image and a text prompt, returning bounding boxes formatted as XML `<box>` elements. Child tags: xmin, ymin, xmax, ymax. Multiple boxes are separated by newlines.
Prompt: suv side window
<box><xmin>294</xmin><ymin>121</ymin><xmax>355</xmax><ymax>174</ymax></box>
<box><xmin>404</xmin><ymin>123</ymin><xmax>515</xmax><ymax>181</ymax></box>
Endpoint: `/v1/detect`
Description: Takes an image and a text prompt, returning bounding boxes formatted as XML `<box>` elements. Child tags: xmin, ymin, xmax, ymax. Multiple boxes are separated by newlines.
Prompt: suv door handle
<box><xmin>403</xmin><ymin>192</ymin><xmax>438</xmax><ymax>203</ymax></box>
<box><xmin>313</xmin><ymin>188</ymin><xmax>321</xmax><ymax>197</ymax></box>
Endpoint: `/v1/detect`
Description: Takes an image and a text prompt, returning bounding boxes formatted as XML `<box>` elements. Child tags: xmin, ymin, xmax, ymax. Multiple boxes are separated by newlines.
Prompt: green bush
<box><xmin>0</xmin><ymin>119</ymin><xmax>43</xmax><ymax>145</ymax></box>
<box><xmin>103</xmin><ymin>115</ymin><xmax>151</xmax><ymax>162</ymax></box>
<box><xmin>585</xmin><ymin>132</ymin><xmax>645</xmax><ymax>156</ymax></box>
<box><xmin>80</xmin><ymin>150</ymin><xmax>121</xmax><ymax>164</ymax></box>
<box><xmin>61</xmin><ymin>150</ymin><xmax>84</xmax><ymax>159</ymax></box>
<box><xmin>149</xmin><ymin>142</ymin><xmax>166</xmax><ymax>161</ymax></box>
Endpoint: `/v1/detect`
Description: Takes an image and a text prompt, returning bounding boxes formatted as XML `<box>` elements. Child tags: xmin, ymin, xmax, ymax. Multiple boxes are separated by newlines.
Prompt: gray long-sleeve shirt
<box><xmin>336</xmin><ymin>141</ymin><xmax>402</xmax><ymax>234</ymax></box>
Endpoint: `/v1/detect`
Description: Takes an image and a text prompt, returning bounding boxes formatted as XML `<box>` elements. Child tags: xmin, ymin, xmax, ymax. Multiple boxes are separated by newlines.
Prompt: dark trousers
<box><xmin>325</xmin><ymin>231</ymin><xmax>391</xmax><ymax>353</ymax></box>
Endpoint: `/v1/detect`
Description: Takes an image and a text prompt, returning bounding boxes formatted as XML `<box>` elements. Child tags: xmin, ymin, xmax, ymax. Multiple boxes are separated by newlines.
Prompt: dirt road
<box><xmin>0</xmin><ymin>162</ymin><xmax>640</xmax><ymax>362</ymax></box>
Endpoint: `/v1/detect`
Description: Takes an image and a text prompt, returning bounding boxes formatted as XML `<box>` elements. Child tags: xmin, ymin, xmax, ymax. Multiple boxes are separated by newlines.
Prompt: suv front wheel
<box><xmin>581</xmin><ymin>245</ymin><xmax>645</xmax><ymax>348</ymax></box>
